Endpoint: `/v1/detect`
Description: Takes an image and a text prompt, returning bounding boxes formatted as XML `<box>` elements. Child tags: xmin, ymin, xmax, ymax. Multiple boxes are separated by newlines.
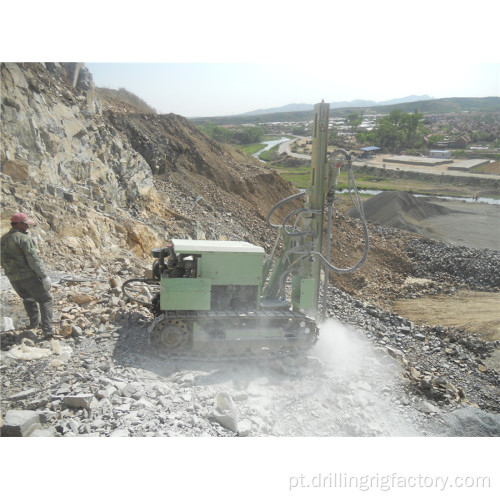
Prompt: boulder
<box><xmin>1</xmin><ymin>410</ymin><xmax>41</xmax><ymax>437</ymax></box>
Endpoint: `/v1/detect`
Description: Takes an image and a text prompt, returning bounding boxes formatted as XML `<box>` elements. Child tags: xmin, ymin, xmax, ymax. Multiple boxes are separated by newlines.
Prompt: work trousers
<box><xmin>9</xmin><ymin>276</ymin><xmax>53</xmax><ymax>333</ymax></box>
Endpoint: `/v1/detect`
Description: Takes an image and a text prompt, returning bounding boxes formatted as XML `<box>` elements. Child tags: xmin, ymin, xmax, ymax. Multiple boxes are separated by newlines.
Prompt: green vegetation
<box><xmin>258</xmin><ymin>150</ymin><xmax>274</xmax><ymax>162</ymax></box>
<box><xmin>237</xmin><ymin>143</ymin><xmax>266</xmax><ymax>155</ymax></box>
<box><xmin>267</xmin><ymin>161</ymin><xmax>498</xmax><ymax>198</ymax></box>
<box><xmin>257</xmin><ymin>143</ymin><xmax>283</xmax><ymax>162</ymax></box>
<box><xmin>357</xmin><ymin>110</ymin><xmax>426</xmax><ymax>150</ymax></box>
<box><xmin>198</xmin><ymin>123</ymin><xmax>265</xmax><ymax>144</ymax></box>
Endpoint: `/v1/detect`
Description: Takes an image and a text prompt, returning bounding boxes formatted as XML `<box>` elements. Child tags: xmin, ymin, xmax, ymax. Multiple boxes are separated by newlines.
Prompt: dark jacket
<box><xmin>0</xmin><ymin>228</ymin><xmax>48</xmax><ymax>281</ymax></box>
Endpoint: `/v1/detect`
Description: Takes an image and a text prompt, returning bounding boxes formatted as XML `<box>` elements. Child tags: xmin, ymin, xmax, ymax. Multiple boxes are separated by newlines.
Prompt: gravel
<box><xmin>1</xmin><ymin>232</ymin><xmax>499</xmax><ymax>438</ymax></box>
<box><xmin>406</xmin><ymin>238</ymin><xmax>500</xmax><ymax>289</ymax></box>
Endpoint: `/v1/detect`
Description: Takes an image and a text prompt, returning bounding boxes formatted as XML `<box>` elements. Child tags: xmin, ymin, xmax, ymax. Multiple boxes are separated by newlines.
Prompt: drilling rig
<box><xmin>123</xmin><ymin>101</ymin><xmax>369</xmax><ymax>360</ymax></box>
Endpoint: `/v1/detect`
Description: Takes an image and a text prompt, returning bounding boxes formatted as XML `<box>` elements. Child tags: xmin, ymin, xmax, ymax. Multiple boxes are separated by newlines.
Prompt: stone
<box><xmin>238</xmin><ymin>419</ymin><xmax>252</xmax><ymax>437</ymax></box>
<box><xmin>120</xmin><ymin>382</ymin><xmax>142</xmax><ymax>398</ymax></box>
<box><xmin>415</xmin><ymin>400</ymin><xmax>440</xmax><ymax>414</ymax></box>
<box><xmin>109</xmin><ymin>277</ymin><xmax>121</xmax><ymax>289</ymax></box>
<box><xmin>63</xmin><ymin>394</ymin><xmax>94</xmax><ymax>409</ymax></box>
<box><xmin>108</xmin><ymin>296</ymin><xmax>120</xmax><ymax>307</ymax></box>
<box><xmin>59</xmin><ymin>322</ymin><xmax>73</xmax><ymax>337</ymax></box>
<box><xmin>30</xmin><ymin>427</ymin><xmax>57</xmax><ymax>437</ymax></box>
<box><xmin>212</xmin><ymin>392</ymin><xmax>238</xmax><ymax>433</ymax></box>
<box><xmin>67</xmin><ymin>418</ymin><xmax>80</xmax><ymax>434</ymax></box>
<box><xmin>110</xmin><ymin>429</ymin><xmax>130</xmax><ymax>437</ymax></box>
<box><xmin>72</xmin><ymin>325</ymin><xmax>83</xmax><ymax>337</ymax></box>
<box><xmin>96</xmin><ymin>385</ymin><xmax>117</xmax><ymax>400</ymax></box>
<box><xmin>1</xmin><ymin>410</ymin><xmax>41</xmax><ymax>437</ymax></box>
<box><xmin>8</xmin><ymin>388</ymin><xmax>38</xmax><ymax>401</ymax></box>
<box><xmin>0</xmin><ymin>317</ymin><xmax>14</xmax><ymax>332</ymax></box>
<box><xmin>68</xmin><ymin>293</ymin><xmax>96</xmax><ymax>305</ymax></box>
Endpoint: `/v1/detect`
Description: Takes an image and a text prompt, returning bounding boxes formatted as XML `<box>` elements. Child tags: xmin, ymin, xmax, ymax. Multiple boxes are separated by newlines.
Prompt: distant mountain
<box><xmin>190</xmin><ymin>97</ymin><xmax>500</xmax><ymax>126</ymax></box>
<box><xmin>376</xmin><ymin>95</ymin><xmax>434</xmax><ymax>106</ymax></box>
<box><xmin>241</xmin><ymin>95</ymin><xmax>433</xmax><ymax>116</ymax></box>
<box><xmin>242</xmin><ymin>103</ymin><xmax>313</xmax><ymax>115</ymax></box>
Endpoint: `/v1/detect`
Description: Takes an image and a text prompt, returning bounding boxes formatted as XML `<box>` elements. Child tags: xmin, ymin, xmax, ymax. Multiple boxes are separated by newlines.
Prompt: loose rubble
<box><xmin>1</xmin><ymin>230</ymin><xmax>498</xmax><ymax>437</ymax></box>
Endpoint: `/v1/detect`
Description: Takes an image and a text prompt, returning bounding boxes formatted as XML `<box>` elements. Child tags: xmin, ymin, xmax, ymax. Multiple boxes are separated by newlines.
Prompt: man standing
<box><xmin>1</xmin><ymin>212</ymin><xmax>54</xmax><ymax>338</ymax></box>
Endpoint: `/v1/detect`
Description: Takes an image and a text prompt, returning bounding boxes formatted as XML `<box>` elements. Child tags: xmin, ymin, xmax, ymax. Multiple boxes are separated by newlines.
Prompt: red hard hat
<box><xmin>11</xmin><ymin>212</ymin><xmax>35</xmax><ymax>225</ymax></box>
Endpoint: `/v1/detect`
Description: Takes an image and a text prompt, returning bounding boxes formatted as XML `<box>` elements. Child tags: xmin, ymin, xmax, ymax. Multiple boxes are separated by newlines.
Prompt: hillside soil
<box><xmin>394</xmin><ymin>290</ymin><xmax>499</xmax><ymax>340</ymax></box>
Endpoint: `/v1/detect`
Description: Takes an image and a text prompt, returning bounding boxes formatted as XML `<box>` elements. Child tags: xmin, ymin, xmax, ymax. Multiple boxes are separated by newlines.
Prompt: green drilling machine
<box><xmin>123</xmin><ymin>101</ymin><xmax>369</xmax><ymax>360</ymax></box>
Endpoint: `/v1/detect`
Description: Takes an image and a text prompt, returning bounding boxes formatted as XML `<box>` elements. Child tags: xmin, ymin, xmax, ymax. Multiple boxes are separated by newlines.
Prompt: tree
<box><xmin>234</xmin><ymin>126</ymin><xmax>264</xmax><ymax>144</ymax></box>
<box><xmin>403</xmin><ymin>110</ymin><xmax>423</xmax><ymax>148</ymax></box>
<box><xmin>345</xmin><ymin>112</ymin><xmax>363</xmax><ymax>146</ymax></box>
<box><xmin>372</xmin><ymin>110</ymin><xmax>424</xmax><ymax>152</ymax></box>
<box><xmin>328</xmin><ymin>123</ymin><xmax>339</xmax><ymax>145</ymax></box>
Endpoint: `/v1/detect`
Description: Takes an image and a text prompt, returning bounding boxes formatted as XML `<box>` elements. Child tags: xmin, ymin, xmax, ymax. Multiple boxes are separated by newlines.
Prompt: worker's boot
<box><xmin>40</xmin><ymin>299</ymin><xmax>54</xmax><ymax>339</ymax></box>
<box><xmin>23</xmin><ymin>298</ymin><xmax>40</xmax><ymax>330</ymax></box>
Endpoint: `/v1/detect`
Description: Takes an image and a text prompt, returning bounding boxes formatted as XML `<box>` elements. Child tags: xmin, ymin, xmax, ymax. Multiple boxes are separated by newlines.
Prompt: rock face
<box><xmin>0</xmin><ymin>62</ymin><xmax>297</xmax><ymax>265</ymax></box>
<box><xmin>1</xmin><ymin>63</ymin><xmax>154</xmax><ymax>209</ymax></box>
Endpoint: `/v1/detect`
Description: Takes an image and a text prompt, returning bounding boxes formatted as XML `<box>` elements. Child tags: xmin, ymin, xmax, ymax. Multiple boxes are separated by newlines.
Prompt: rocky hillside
<box><xmin>1</xmin><ymin>62</ymin><xmax>409</xmax><ymax>306</ymax></box>
<box><xmin>1</xmin><ymin>63</ymin><xmax>297</xmax><ymax>272</ymax></box>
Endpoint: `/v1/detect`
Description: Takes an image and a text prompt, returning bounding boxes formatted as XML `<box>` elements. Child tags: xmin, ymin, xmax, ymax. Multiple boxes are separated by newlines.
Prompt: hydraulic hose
<box><xmin>266</xmin><ymin>191</ymin><xmax>305</xmax><ymax>228</ymax></box>
<box><xmin>320</xmin><ymin>149</ymin><xmax>370</xmax><ymax>320</ymax></box>
<box><xmin>122</xmin><ymin>277</ymin><xmax>160</xmax><ymax>306</ymax></box>
<box><xmin>318</xmin><ymin>165</ymin><xmax>370</xmax><ymax>275</ymax></box>
<box><xmin>282</xmin><ymin>207</ymin><xmax>321</xmax><ymax>237</ymax></box>
<box><xmin>264</xmin><ymin>148</ymin><xmax>370</xmax><ymax>318</ymax></box>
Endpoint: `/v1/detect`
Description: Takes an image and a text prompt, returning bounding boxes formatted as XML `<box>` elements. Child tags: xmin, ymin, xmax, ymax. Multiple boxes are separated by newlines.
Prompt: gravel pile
<box><xmin>327</xmin><ymin>287</ymin><xmax>500</xmax><ymax>417</ymax></box>
<box><xmin>406</xmin><ymin>238</ymin><xmax>500</xmax><ymax>289</ymax></box>
<box><xmin>349</xmin><ymin>191</ymin><xmax>456</xmax><ymax>232</ymax></box>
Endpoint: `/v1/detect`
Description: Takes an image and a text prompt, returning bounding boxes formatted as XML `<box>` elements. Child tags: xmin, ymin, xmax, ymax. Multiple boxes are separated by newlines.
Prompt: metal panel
<box><xmin>198</xmin><ymin>252</ymin><xmax>263</xmax><ymax>286</ymax></box>
<box><xmin>291</xmin><ymin>276</ymin><xmax>316</xmax><ymax>312</ymax></box>
<box><xmin>160</xmin><ymin>278</ymin><xmax>211</xmax><ymax>311</ymax></box>
<box><xmin>172</xmin><ymin>239</ymin><xmax>264</xmax><ymax>254</ymax></box>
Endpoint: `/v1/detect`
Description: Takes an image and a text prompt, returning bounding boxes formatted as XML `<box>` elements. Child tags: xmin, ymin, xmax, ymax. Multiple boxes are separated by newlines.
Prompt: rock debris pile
<box><xmin>406</xmin><ymin>238</ymin><xmax>500</xmax><ymax>289</ymax></box>
<box><xmin>1</xmin><ymin>232</ymin><xmax>499</xmax><ymax>437</ymax></box>
<box><xmin>350</xmin><ymin>191</ymin><xmax>457</xmax><ymax>229</ymax></box>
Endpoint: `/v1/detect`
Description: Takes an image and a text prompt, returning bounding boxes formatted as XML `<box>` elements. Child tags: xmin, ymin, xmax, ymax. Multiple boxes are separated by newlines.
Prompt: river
<box><xmin>252</xmin><ymin>137</ymin><xmax>289</xmax><ymax>161</ymax></box>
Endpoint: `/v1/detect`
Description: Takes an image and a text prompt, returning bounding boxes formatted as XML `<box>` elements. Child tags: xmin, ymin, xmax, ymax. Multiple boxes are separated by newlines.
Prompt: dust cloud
<box><xmin>164</xmin><ymin>319</ymin><xmax>423</xmax><ymax>436</ymax></box>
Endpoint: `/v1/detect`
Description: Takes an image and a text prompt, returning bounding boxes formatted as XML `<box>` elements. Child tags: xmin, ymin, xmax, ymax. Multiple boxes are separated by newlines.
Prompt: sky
<box><xmin>3</xmin><ymin>1</ymin><xmax>499</xmax><ymax>118</ymax></box>
<box><xmin>85</xmin><ymin>62</ymin><xmax>500</xmax><ymax>117</ymax></box>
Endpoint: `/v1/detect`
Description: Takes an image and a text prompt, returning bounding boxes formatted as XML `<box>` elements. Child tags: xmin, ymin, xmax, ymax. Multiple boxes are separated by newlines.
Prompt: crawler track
<box><xmin>149</xmin><ymin>309</ymin><xmax>318</xmax><ymax>361</ymax></box>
